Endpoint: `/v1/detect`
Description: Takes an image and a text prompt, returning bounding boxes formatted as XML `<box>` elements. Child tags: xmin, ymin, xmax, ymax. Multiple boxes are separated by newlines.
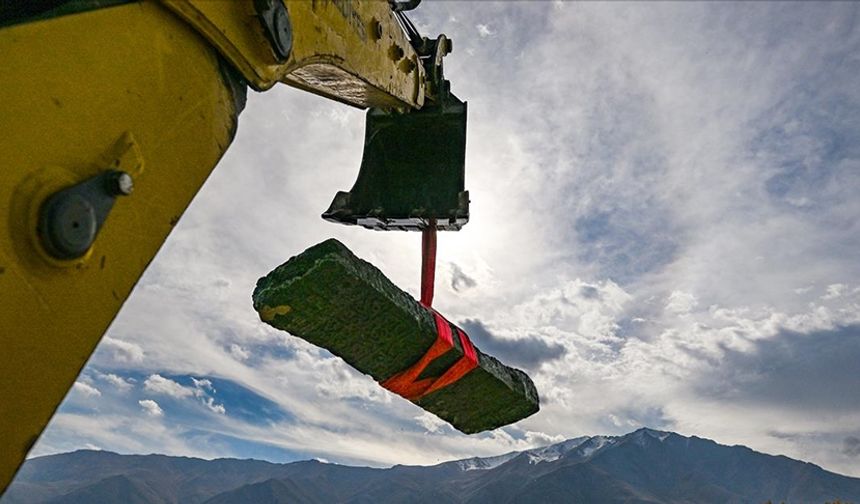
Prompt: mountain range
<box><xmin>2</xmin><ymin>428</ymin><xmax>859</xmax><ymax>503</ymax></box>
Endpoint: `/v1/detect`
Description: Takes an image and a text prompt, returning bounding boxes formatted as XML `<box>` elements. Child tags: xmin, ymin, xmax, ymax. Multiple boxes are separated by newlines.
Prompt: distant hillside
<box><xmin>3</xmin><ymin>428</ymin><xmax>859</xmax><ymax>503</ymax></box>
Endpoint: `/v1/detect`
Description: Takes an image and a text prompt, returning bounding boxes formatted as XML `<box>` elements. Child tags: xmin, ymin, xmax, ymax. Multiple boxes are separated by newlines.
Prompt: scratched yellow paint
<box><xmin>161</xmin><ymin>0</ymin><xmax>425</xmax><ymax>109</ymax></box>
<box><xmin>0</xmin><ymin>2</ymin><xmax>240</xmax><ymax>491</ymax></box>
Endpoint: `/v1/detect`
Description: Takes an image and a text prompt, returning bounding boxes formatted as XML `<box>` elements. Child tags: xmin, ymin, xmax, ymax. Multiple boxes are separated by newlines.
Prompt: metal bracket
<box><xmin>423</xmin><ymin>34</ymin><xmax>453</xmax><ymax>103</ymax></box>
<box><xmin>37</xmin><ymin>170</ymin><xmax>133</xmax><ymax>259</ymax></box>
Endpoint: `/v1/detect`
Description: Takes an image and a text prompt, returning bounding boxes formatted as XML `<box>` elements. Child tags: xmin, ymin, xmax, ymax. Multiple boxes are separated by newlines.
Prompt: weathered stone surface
<box><xmin>252</xmin><ymin>239</ymin><xmax>539</xmax><ymax>433</ymax></box>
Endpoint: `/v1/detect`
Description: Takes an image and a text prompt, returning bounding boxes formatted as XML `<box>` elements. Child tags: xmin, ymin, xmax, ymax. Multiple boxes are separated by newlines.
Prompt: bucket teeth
<box><xmin>323</xmin><ymin>95</ymin><xmax>469</xmax><ymax>231</ymax></box>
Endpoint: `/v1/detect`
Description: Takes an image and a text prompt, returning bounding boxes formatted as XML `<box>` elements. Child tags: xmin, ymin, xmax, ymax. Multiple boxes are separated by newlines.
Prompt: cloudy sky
<box><xmin>31</xmin><ymin>1</ymin><xmax>860</xmax><ymax>478</ymax></box>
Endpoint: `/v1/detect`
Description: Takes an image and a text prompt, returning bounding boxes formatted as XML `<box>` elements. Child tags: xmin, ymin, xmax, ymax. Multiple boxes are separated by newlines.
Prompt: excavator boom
<box><xmin>0</xmin><ymin>0</ymin><xmax>454</xmax><ymax>493</ymax></box>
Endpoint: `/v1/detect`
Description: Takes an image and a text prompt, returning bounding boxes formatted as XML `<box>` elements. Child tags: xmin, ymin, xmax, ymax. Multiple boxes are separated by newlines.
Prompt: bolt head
<box><xmin>115</xmin><ymin>172</ymin><xmax>134</xmax><ymax>195</ymax></box>
<box><xmin>107</xmin><ymin>171</ymin><xmax>134</xmax><ymax>196</ymax></box>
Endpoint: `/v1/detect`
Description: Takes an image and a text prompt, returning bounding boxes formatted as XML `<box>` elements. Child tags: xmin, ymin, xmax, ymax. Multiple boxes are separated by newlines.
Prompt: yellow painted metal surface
<box><xmin>0</xmin><ymin>2</ymin><xmax>240</xmax><ymax>492</ymax></box>
<box><xmin>162</xmin><ymin>0</ymin><xmax>425</xmax><ymax>109</ymax></box>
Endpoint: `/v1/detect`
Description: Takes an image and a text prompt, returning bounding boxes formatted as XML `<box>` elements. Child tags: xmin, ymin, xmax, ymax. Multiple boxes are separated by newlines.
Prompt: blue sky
<box><xmin>32</xmin><ymin>2</ymin><xmax>860</xmax><ymax>477</ymax></box>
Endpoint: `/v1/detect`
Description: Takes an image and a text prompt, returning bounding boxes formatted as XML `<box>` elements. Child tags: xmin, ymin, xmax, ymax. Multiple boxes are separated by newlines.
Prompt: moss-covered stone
<box><xmin>252</xmin><ymin>239</ymin><xmax>540</xmax><ymax>434</ymax></box>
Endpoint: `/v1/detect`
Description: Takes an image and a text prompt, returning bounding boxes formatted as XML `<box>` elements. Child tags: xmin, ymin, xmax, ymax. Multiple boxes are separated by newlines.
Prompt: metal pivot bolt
<box><xmin>108</xmin><ymin>171</ymin><xmax>134</xmax><ymax>196</ymax></box>
<box><xmin>38</xmin><ymin>170</ymin><xmax>133</xmax><ymax>260</ymax></box>
<box><xmin>254</xmin><ymin>0</ymin><xmax>292</xmax><ymax>62</ymax></box>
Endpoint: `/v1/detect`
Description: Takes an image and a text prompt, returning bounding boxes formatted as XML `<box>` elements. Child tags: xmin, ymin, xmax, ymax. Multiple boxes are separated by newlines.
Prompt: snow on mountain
<box><xmin>457</xmin><ymin>428</ymin><xmax>674</xmax><ymax>470</ymax></box>
<box><xmin>456</xmin><ymin>452</ymin><xmax>520</xmax><ymax>471</ymax></box>
<box><xmin>525</xmin><ymin>436</ymin><xmax>590</xmax><ymax>464</ymax></box>
<box><xmin>577</xmin><ymin>435</ymin><xmax>615</xmax><ymax>458</ymax></box>
<box><xmin>456</xmin><ymin>436</ymin><xmax>593</xmax><ymax>471</ymax></box>
<box><xmin>629</xmin><ymin>427</ymin><xmax>672</xmax><ymax>445</ymax></box>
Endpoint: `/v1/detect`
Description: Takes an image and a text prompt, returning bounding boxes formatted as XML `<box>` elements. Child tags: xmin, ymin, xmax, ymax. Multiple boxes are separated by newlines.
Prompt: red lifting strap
<box><xmin>381</xmin><ymin>223</ymin><xmax>479</xmax><ymax>401</ymax></box>
<box><xmin>381</xmin><ymin>310</ymin><xmax>478</xmax><ymax>401</ymax></box>
<box><xmin>420</xmin><ymin>222</ymin><xmax>437</xmax><ymax>307</ymax></box>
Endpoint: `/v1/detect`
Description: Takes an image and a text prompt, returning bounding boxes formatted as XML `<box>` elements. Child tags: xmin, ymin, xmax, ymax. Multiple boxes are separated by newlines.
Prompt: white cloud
<box><xmin>72</xmin><ymin>381</ymin><xmax>101</xmax><ymax>398</ymax></box>
<box><xmin>141</xmin><ymin>375</ymin><xmax>226</xmax><ymax>415</ymax></box>
<box><xmin>96</xmin><ymin>372</ymin><xmax>134</xmax><ymax>392</ymax></box>
<box><xmin>144</xmin><ymin>374</ymin><xmax>193</xmax><ymax>398</ymax></box>
<box><xmin>415</xmin><ymin>412</ymin><xmax>449</xmax><ymax>434</ymax></box>
<box><xmin>665</xmin><ymin>291</ymin><xmax>698</xmax><ymax>314</ymax></box>
<box><xmin>192</xmin><ymin>378</ymin><xmax>226</xmax><ymax>414</ymax></box>
<box><xmin>823</xmin><ymin>283</ymin><xmax>847</xmax><ymax>300</ymax></box>
<box><xmin>101</xmin><ymin>337</ymin><xmax>144</xmax><ymax>363</ymax></box>
<box><xmin>313</xmin><ymin>354</ymin><xmax>392</xmax><ymax>404</ymax></box>
<box><xmin>30</xmin><ymin>412</ymin><xmax>222</xmax><ymax>460</ymax></box>
<box><xmin>229</xmin><ymin>343</ymin><xmax>250</xmax><ymax>361</ymax></box>
<box><xmin>191</xmin><ymin>377</ymin><xmax>214</xmax><ymax>393</ymax></box>
<box><xmin>203</xmin><ymin>397</ymin><xmax>226</xmax><ymax>415</ymax></box>
<box><xmin>138</xmin><ymin>399</ymin><xmax>163</xmax><ymax>417</ymax></box>
<box><xmin>523</xmin><ymin>430</ymin><xmax>566</xmax><ymax>447</ymax></box>
<box><xmin>475</xmin><ymin>23</ymin><xmax>494</xmax><ymax>38</ymax></box>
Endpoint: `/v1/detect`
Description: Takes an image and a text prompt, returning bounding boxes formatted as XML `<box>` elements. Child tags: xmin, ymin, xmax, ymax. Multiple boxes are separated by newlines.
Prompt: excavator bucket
<box><xmin>323</xmin><ymin>95</ymin><xmax>468</xmax><ymax>231</ymax></box>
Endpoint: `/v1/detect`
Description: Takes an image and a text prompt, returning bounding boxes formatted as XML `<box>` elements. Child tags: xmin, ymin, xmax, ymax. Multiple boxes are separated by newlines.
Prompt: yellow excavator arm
<box><xmin>0</xmin><ymin>0</ymin><xmax>452</xmax><ymax>493</ymax></box>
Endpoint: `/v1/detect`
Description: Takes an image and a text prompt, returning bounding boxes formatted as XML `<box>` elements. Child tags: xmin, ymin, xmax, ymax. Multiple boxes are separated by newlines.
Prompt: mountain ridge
<box><xmin>3</xmin><ymin>428</ymin><xmax>859</xmax><ymax>503</ymax></box>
